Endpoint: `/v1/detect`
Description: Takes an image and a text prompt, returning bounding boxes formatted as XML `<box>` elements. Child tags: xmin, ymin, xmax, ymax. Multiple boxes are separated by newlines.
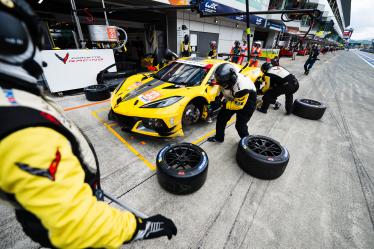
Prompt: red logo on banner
<box><xmin>107</xmin><ymin>26</ymin><xmax>118</xmax><ymax>42</ymax></box>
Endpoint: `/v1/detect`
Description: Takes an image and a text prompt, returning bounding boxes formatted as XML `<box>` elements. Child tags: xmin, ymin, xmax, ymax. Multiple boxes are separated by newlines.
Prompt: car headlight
<box><xmin>141</xmin><ymin>96</ymin><xmax>183</xmax><ymax>108</ymax></box>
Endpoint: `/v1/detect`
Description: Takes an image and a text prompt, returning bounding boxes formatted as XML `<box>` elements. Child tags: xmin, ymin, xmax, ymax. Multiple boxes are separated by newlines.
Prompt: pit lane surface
<box><xmin>353</xmin><ymin>50</ymin><xmax>374</xmax><ymax>68</ymax></box>
<box><xmin>1</xmin><ymin>51</ymin><xmax>374</xmax><ymax>249</ymax></box>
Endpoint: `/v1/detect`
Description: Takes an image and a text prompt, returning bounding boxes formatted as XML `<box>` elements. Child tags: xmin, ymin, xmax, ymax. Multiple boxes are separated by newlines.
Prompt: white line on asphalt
<box><xmin>353</xmin><ymin>51</ymin><xmax>374</xmax><ymax>69</ymax></box>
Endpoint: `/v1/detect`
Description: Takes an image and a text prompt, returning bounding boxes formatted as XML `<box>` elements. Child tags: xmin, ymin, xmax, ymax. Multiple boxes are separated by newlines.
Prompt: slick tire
<box><xmin>84</xmin><ymin>85</ymin><xmax>111</xmax><ymax>101</ymax></box>
<box><xmin>236</xmin><ymin>135</ymin><xmax>289</xmax><ymax>180</ymax></box>
<box><xmin>292</xmin><ymin>98</ymin><xmax>326</xmax><ymax>120</ymax></box>
<box><xmin>156</xmin><ymin>143</ymin><xmax>209</xmax><ymax>195</ymax></box>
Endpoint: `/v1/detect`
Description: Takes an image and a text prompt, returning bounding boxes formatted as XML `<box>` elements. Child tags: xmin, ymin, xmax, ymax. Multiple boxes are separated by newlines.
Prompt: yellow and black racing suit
<box><xmin>0</xmin><ymin>85</ymin><xmax>137</xmax><ymax>248</ymax></box>
<box><xmin>215</xmin><ymin>73</ymin><xmax>257</xmax><ymax>141</ymax></box>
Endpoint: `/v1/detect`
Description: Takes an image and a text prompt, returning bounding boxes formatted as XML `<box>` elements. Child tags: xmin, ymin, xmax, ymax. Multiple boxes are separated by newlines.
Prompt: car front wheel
<box><xmin>182</xmin><ymin>103</ymin><xmax>201</xmax><ymax>126</ymax></box>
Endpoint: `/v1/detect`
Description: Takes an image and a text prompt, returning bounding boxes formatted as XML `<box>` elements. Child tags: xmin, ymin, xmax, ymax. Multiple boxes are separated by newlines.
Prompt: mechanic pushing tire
<box><xmin>292</xmin><ymin>99</ymin><xmax>327</xmax><ymax>120</ymax></box>
<box><xmin>156</xmin><ymin>143</ymin><xmax>208</xmax><ymax>195</ymax></box>
<box><xmin>236</xmin><ymin>135</ymin><xmax>289</xmax><ymax>180</ymax></box>
<box><xmin>84</xmin><ymin>85</ymin><xmax>111</xmax><ymax>101</ymax></box>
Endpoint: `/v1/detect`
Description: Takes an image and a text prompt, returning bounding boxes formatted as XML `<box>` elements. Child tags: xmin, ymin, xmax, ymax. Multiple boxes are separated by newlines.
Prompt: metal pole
<box><xmin>101</xmin><ymin>0</ymin><xmax>109</xmax><ymax>26</ymax></box>
<box><xmin>246</xmin><ymin>0</ymin><xmax>250</xmax><ymax>62</ymax></box>
<box><xmin>104</xmin><ymin>193</ymin><xmax>148</xmax><ymax>219</ymax></box>
<box><xmin>69</xmin><ymin>0</ymin><xmax>85</xmax><ymax>48</ymax></box>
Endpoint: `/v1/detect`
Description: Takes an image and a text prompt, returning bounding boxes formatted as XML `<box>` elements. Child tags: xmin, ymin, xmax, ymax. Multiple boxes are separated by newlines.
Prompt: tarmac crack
<box><xmin>239</xmin><ymin>182</ymin><xmax>270</xmax><ymax>249</ymax></box>
<box><xmin>222</xmin><ymin>180</ymin><xmax>255</xmax><ymax>249</ymax></box>
<box><xmin>195</xmin><ymin>172</ymin><xmax>246</xmax><ymax>249</ymax></box>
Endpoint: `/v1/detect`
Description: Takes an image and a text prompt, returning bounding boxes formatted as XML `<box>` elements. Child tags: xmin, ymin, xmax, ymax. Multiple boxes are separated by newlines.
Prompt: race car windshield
<box><xmin>153</xmin><ymin>62</ymin><xmax>208</xmax><ymax>86</ymax></box>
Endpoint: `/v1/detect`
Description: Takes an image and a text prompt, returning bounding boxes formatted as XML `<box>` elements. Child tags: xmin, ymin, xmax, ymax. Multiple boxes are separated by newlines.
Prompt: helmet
<box><xmin>254</xmin><ymin>41</ymin><xmax>261</xmax><ymax>47</ymax></box>
<box><xmin>234</xmin><ymin>40</ymin><xmax>240</xmax><ymax>47</ymax></box>
<box><xmin>214</xmin><ymin>63</ymin><xmax>238</xmax><ymax>89</ymax></box>
<box><xmin>209</xmin><ymin>41</ymin><xmax>217</xmax><ymax>49</ymax></box>
<box><xmin>0</xmin><ymin>0</ymin><xmax>45</xmax><ymax>86</ymax></box>
<box><xmin>261</xmin><ymin>62</ymin><xmax>272</xmax><ymax>73</ymax></box>
<box><xmin>184</xmin><ymin>34</ymin><xmax>189</xmax><ymax>43</ymax></box>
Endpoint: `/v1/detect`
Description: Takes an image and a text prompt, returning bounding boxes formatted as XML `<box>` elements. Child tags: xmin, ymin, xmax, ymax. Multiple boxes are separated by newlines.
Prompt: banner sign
<box><xmin>41</xmin><ymin>49</ymin><xmax>116</xmax><ymax>93</ymax></box>
<box><xmin>266</xmin><ymin>21</ymin><xmax>287</xmax><ymax>33</ymax></box>
<box><xmin>199</xmin><ymin>0</ymin><xmax>266</xmax><ymax>27</ymax></box>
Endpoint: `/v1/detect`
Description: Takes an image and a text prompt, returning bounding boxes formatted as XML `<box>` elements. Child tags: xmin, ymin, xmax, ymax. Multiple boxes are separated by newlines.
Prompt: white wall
<box><xmin>176</xmin><ymin>11</ymin><xmax>247</xmax><ymax>55</ymax></box>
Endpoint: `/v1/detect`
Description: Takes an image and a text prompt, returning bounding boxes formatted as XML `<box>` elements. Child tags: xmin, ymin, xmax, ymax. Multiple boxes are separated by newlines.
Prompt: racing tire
<box><xmin>84</xmin><ymin>85</ymin><xmax>111</xmax><ymax>101</ymax></box>
<box><xmin>236</xmin><ymin>135</ymin><xmax>289</xmax><ymax>180</ymax></box>
<box><xmin>292</xmin><ymin>98</ymin><xmax>326</xmax><ymax>120</ymax></box>
<box><xmin>156</xmin><ymin>143</ymin><xmax>209</xmax><ymax>195</ymax></box>
<box><xmin>182</xmin><ymin>103</ymin><xmax>201</xmax><ymax>126</ymax></box>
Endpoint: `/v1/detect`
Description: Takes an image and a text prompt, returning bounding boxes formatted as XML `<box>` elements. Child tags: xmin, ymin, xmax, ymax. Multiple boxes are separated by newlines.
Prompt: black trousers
<box><xmin>304</xmin><ymin>58</ymin><xmax>316</xmax><ymax>71</ymax></box>
<box><xmin>261</xmin><ymin>78</ymin><xmax>299</xmax><ymax>114</ymax></box>
<box><xmin>215</xmin><ymin>91</ymin><xmax>257</xmax><ymax>141</ymax></box>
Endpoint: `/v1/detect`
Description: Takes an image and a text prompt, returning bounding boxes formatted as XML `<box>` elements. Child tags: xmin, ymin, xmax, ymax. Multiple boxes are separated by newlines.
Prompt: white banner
<box><xmin>41</xmin><ymin>49</ymin><xmax>116</xmax><ymax>93</ymax></box>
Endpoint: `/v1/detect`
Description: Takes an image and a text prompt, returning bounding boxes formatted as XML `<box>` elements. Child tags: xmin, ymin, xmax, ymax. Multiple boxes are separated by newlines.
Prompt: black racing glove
<box><xmin>132</xmin><ymin>214</ymin><xmax>177</xmax><ymax>241</ymax></box>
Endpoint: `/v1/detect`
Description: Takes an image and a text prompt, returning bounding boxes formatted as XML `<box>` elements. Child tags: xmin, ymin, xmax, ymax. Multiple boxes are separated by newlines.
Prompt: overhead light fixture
<box><xmin>214</xmin><ymin>18</ymin><xmax>218</xmax><ymax>24</ymax></box>
<box><xmin>38</xmin><ymin>0</ymin><xmax>44</xmax><ymax>4</ymax></box>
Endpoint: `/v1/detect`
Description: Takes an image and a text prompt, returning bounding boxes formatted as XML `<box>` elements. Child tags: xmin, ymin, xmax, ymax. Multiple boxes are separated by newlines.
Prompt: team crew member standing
<box><xmin>304</xmin><ymin>44</ymin><xmax>319</xmax><ymax>75</ymax></box>
<box><xmin>208</xmin><ymin>41</ymin><xmax>217</xmax><ymax>59</ymax></box>
<box><xmin>0</xmin><ymin>1</ymin><xmax>177</xmax><ymax>248</ymax></box>
<box><xmin>249</xmin><ymin>41</ymin><xmax>262</xmax><ymax>67</ymax></box>
<box><xmin>208</xmin><ymin>63</ymin><xmax>257</xmax><ymax>143</ymax></box>
<box><xmin>180</xmin><ymin>34</ymin><xmax>192</xmax><ymax>57</ymax></box>
<box><xmin>230</xmin><ymin>40</ymin><xmax>241</xmax><ymax>63</ymax></box>
<box><xmin>257</xmin><ymin>63</ymin><xmax>299</xmax><ymax>114</ymax></box>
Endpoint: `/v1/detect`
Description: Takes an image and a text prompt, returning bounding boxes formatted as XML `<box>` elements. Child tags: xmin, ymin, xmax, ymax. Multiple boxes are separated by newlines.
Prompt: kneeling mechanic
<box><xmin>0</xmin><ymin>1</ymin><xmax>176</xmax><ymax>248</ymax></box>
<box><xmin>208</xmin><ymin>63</ymin><xmax>257</xmax><ymax>143</ymax></box>
<box><xmin>257</xmin><ymin>63</ymin><xmax>299</xmax><ymax>114</ymax></box>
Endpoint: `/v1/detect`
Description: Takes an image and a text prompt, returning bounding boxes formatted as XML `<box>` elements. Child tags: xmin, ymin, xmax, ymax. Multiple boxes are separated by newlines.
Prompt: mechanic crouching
<box><xmin>208</xmin><ymin>63</ymin><xmax>257</xmax><ymax>143</ymax></box>
<box><xmin>257</xmin><ymin>63</ymin><xmax>299</xmax><ymax>114</ymax></box>
<box><xmin>0</xmin><ymin>1</ymin><xmax>176</xmax><ymax>248</ymax></box>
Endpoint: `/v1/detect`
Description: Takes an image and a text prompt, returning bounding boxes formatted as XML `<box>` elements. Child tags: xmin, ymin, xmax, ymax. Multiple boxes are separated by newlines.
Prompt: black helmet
<box><xmin>261</xmin><ymin>62</ymin><xmax>272</xmax><ymax>73</ymax></box>
<box><xmin>214</xmin><ymin>63</ymin><xmax>238</xmax><ymax>88</ymax></box>
<box><xmin>184</xmin><ymin>34</ymin><xmax>189</xmax><ymax>43</ymax></box>
<box><xmin>234</xmin><ymin>40</ymin><xmax>240</xmax><ymax>47</ymax></box>
<box><xmin>0</xmin><ymin>0</ymin><xmax>46</xmax><ymax>83</ymax></box>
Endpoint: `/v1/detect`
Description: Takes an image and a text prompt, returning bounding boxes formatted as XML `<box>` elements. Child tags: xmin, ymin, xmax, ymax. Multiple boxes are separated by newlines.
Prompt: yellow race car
<box><xmin>109</xmin><ymin>57</ymin><xmax>263</xmax><ymax>138</ymax></box>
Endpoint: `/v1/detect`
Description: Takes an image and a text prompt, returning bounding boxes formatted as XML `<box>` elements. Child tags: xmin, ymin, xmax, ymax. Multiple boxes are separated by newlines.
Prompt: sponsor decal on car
<box><xmin>139</xmin><ymin>90</ymin><xmax>162</xmax><ymax>103</ymax></box>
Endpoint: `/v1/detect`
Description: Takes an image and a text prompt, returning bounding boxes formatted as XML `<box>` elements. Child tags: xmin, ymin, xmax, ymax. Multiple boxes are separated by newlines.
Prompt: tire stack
<box><xmin>84</xmin><ymin>85</ymin><xmax>111</xmax><ymax>101</ymax></box>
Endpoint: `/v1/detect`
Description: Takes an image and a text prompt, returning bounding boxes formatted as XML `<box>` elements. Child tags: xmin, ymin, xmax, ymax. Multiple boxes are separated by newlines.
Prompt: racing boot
<box><xmin>273</xmin><ymin>101</ymin><xmax>281</xmax><ymax>110</ymax></box>
<box><xmin>257</xmin><ymin>101</ymin><xmax>269</xmax><ymax>114</ymax></box>
<box><xmin>207</xmin><ymin>136</ymin><xmax>224</xmax><ymax>143</ymax></box>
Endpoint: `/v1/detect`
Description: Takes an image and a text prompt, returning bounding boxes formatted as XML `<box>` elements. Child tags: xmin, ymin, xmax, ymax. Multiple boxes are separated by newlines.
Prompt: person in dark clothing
<box><xmin>180</xmin><ymin>34</ymin><xmax>192</xmax><ymax>57</ymax></box>
<box><xmin>304</xmin><ymin>44</ymin><xmax>320</xmax><ymax>75</ymax></box>
<box><xmin>257</xmin><ymin>63</ymin><xmax>299</xmax><ymax>114</ymax></box>
<box><xmin>207</xmin><ymin>63</ymin><xmax>257</xmax><ymax>143</ymax></box>
<box><xmin>230</xmin><ymin>41</ymin><xmax>241</xmax><ymax>64</ymax></box>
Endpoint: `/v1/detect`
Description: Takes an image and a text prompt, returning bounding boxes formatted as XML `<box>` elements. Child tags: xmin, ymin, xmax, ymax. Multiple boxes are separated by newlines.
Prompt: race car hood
<box><xmin>111</xmin><ymin>75</ymin><xmax>190</xmax><ymax>116</ymax></box>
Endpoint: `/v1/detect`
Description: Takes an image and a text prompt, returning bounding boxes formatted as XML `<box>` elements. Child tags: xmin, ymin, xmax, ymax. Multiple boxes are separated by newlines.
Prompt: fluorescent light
<box><xmin>38</xmin><ymin>0</ymin><xmax>44</xmax><ymax>4</ymax></box>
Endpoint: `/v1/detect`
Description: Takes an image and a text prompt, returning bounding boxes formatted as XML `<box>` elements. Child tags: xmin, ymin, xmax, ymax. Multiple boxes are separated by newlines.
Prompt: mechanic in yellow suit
<box><xmin>207</xmin><ymin>63</ymin><xmax>257</xmax><ymax>143</ymax></box>
<box><xmin>0</xmin><ymin>1</ymin><xmax>176</xmax><ymax>248</ymax></box>
<box><xmin>180</xmin><ymin>34</ymin><xmax>192</xmax><ymax>57</ymax></box>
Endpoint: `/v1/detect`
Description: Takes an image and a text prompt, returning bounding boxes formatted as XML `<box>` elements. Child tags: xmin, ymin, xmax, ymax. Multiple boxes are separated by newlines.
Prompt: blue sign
<box><xmin>266</xmin><ymin>21</ymin><xmax>287</xmax><ymax>33</ymax></box>
<box><xmin>199</xmin><ymin>0</ymin><xmax>266</xmax><ymax>28</ymax></box>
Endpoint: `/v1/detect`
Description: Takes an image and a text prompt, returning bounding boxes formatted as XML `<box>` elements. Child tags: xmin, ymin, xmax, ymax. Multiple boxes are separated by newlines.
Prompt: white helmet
<box><xmin>0</xmin><ymin>0</ymin><xmax>45</xmax><ymax>88</ymax></box>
